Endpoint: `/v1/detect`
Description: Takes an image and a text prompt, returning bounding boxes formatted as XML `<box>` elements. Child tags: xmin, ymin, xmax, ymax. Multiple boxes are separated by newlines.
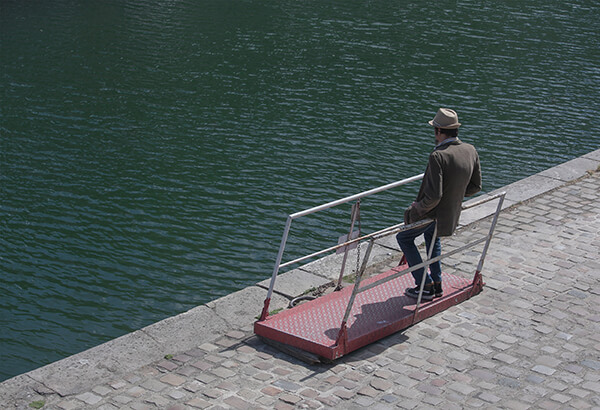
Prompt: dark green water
<box><xmin>1</xmin><ymin>0</ymin><xmax>599</xmax><ymax>381</ymax></box>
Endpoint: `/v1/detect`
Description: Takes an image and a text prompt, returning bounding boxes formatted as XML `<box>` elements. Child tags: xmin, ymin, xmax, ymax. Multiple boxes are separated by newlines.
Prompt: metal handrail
<box><xmin>462</xmin><ymin>192</ymin><xmax>504</xmax><ymax>210</ymax></box>
<box><xmin>338</xmin><ymin>190</ymin><xmax>506</xmax><ymax>330</ymax></box>
<box><xmin>289</xmin><ymin>173</ymin><xmax>424</xmax><ymax>220</ymax></box>
<box><xmin>280</xmin><ymin>190</ymin><xmax>506</xmax><ymax>271</ymax></box>
<box><xmin>278</xmin><ymin>219</ymin><xmax>431</xmax><ymax>270</ymax></box>
<box><xmin>258</xmin><ymin>171</ymin><xmax>505</xmax><ymax>323</ymax></box>
<box><xmin>259</xmin><ymin>173</ymin><xmax>425</xmax><ymax>320</ymax></box>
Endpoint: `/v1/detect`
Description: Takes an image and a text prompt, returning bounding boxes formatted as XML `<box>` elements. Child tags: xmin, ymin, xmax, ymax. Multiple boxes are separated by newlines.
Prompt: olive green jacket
<box><xmin>404</xmin><ymin>138</ymin><xmax>481</xmax><ymax>237</ymax></box>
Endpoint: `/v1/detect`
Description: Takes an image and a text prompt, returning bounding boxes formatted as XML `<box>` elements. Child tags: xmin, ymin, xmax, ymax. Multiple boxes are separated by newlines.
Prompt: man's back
<box><xmin>410</xmin><ymin>139</ymin><xmax>481</xmax><ymax>236</ymax></box>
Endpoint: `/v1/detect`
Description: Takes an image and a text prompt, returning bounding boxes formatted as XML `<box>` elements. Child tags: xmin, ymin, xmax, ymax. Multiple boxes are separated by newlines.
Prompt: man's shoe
<box><xmin>405</xmin><ymin>285</ymin><xmax>434</xmax><ymax>301</ymax></box>
<box><xmin>433</xmin><ymin>282</ymin><xmax>443</xmax><ymax>298</ymax></box>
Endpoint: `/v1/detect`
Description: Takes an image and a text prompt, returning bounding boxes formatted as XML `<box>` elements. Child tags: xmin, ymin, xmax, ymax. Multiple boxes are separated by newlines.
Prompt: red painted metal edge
<box><xmin>254</xmin><ymin>268</ymin><xmax>483</xmax><ymax>361</ymax></box>
<box><xmin>259</xmin><ymin>297</ymin><xmax>271</xmax><ymax>321</ymax></box>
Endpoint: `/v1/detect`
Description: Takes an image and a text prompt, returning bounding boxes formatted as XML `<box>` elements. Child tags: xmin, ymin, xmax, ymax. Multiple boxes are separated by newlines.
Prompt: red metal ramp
<box><xmin>254</xmin><ymin>266</ymin><xmax>479</xmax><ymax>361</ymax></box>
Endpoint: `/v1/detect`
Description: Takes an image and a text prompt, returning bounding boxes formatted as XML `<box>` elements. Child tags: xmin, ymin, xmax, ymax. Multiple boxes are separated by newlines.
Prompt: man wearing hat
<box><xmin>397</xmin><ymin>108</ymin><xmax>481</xmax><ymax>301</ymax></box>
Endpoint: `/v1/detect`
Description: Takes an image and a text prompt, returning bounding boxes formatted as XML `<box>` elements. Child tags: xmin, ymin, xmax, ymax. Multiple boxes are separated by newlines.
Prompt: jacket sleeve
<box><xmin>408</xmin><ymin>153</ymin><xmax>443</xmax><ymax>221</ymax></box>
<box><xmin>465</xmin><ymin>154</ymin><xmax>482</xmax><ymax>197</ymax></box>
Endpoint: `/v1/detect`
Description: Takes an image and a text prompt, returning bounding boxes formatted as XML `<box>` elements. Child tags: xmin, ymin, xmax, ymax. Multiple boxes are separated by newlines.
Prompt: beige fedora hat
<box><xmin>428</xmin><ymin>108</ymin><xmax>461</xmax><ymax>129</ymax></box>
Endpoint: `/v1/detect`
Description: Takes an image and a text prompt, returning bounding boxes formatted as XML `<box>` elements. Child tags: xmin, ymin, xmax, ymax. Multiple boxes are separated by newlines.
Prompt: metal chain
<box><xmin>355</xmin><ymin>199</ymin><xmax>361</xmax><ymax>277</ymax></box>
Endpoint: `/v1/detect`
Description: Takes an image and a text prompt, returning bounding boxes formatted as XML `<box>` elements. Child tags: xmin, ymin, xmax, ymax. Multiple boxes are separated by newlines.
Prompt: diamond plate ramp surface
<box><xmin>254</xmin><ymin>267</ymin><xmax>477</xmax><ymax>360</ymax></box>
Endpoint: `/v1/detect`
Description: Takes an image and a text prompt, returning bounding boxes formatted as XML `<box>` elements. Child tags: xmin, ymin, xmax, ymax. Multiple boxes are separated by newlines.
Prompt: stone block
<box><xmin>206</xmin><ymin>286</ymin><xmax>289</xmax><ymax>329</ymax></box>
<box><xmin>26</xmin><ymin>329</ymin><xmax>162</xmax><ymax>396</ymax></box>
<box><xmin>141</xmin><ymin>305</ymin><xmax>229</xmax><ymax>357</ymax></box>
<box><xmin>582</xmin><ymin>148</ymin><xmax>600</xmax><ymax>162</ymax></box>
<box><xmin>256</xmin><ymin>268</ymin><xmax>331</xmax><ymax>298</ymax></box>
<box><xmin>491</xmin><ymin>174</ymin><xmax>564</xmax><ymax>204</ymax></box>
<box><xmin>460</xmin><ymin>193</ymin><xmax>515</xmax><ymax>227</ymax></box>
<box><xmin>539</xmin><ymin>157</ymin><xmax>599</xmax><ymax>182</ymax></box>
<box><xmin>295</xmin><ymin>241</ymin><xmax>400</xmax><ymax>281</ymax></box>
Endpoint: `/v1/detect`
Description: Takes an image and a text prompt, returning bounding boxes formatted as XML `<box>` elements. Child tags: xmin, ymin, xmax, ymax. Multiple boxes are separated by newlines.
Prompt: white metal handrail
<box><xmin>259</xmin><ymin>174</ymin><xmax>425</xmax><ymax>320</ymax></box>
<box><xmin>338</xmin><ymin>191</ymin><xmax>506</xmax><ymax>328</ymax></box>
<box><xmin>289</xmin><ymin>173</ymin><xmax>424</xmax><ymax>220</ymax></box>
<box><xmin>258</xmin><ymin>171</ymin><xmax>505</xmax><ymax>322</ymax></box>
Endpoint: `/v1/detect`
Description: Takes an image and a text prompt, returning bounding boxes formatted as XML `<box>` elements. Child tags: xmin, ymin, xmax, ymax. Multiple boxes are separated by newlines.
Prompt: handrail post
<box><xmin>413</xmin><ymin>222</ymin><xmax>438</xmax><ymax>323</ymax></box>
<box><xmin>336</xmin><ymin>201</ymin><xmax>360</xmax><ymax>290</ymax></box>
<box><xmin>471</xmin><ymin>192</ymin><xmax>506</xmax><ymax>294</ymax></box>
<box><xmin>335</xmin><ymin>237</ymin><xmax>375</xmax><ymax>350</ymax></box>
<box><xmin>259</xmin><ymin>215</ymin><xmax>293</xmax><ymax>321</ymax></box>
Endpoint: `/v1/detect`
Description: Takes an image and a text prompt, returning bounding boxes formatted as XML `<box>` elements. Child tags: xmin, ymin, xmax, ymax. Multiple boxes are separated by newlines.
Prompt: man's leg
<box><xmin>396</xmin><ymin>221</ymin><xmax>435</xmax><ymax>286</ymax></box>
<box><xmin>423</xmin><ymin>223</ymin><xmax>442</xmax><ymax>296</ymax></box>
<box><xmin>423</xmin><ymin>223</ymin><xmax>442</xmax><ymax>283</ymax></box>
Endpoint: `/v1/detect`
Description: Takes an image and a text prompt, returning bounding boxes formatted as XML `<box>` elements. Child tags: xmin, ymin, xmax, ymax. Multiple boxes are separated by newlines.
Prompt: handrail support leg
<box><xmin>413</xmin><ymin>222</ymin><xmax>438</xmax><ymax>323</ymax></box>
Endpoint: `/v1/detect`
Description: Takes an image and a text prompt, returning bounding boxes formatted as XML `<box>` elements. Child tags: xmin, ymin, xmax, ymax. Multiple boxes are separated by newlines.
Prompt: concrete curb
<box><xmin>459</xmin><ymin>149</ymin><xmax>600</xmax><ymax>226</ymax></box>
<box><xmin>1</xmin><ymin>148</ymin><xmax>599</xmax><ymax>404</ymax></box>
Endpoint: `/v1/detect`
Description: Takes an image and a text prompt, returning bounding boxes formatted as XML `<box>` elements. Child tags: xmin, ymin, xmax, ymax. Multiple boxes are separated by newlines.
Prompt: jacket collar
<box><xmin>435</xmin><ymin>137</ymin><xmax>460</xmax><ymax>150</ymax></box>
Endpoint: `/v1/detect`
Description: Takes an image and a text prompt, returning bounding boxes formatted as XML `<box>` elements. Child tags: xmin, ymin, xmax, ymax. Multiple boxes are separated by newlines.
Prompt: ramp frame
<box><xmin>255</xmin><ymin>174</ymin><xmax>505</xmax><ymax>360</ymax></box>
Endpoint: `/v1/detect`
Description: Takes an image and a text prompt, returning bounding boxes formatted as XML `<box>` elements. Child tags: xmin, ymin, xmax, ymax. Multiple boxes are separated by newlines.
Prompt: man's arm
<box><xmin>407</xmin><ymin>154</ymin><xmax>443</xmax><ymax>222</ymax></box>
<box><xmin>465</xmin><ymin>154</ymin><xmax>482</xmax><ymax>197</ymax></box>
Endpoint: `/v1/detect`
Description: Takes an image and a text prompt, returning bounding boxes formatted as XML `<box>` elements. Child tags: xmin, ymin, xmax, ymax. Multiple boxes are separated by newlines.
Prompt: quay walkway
<box><xmin>1</xmin><ymin>149</ymin><xmax>599</xmax><ymax>409</ymax></box>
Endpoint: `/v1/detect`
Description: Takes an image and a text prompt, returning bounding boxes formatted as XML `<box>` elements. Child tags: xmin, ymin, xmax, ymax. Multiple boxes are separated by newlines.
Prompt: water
<box><xmin>1</xmin><ymin>0</ymin><xmax>599</xmax><ymax>381</ymax></box>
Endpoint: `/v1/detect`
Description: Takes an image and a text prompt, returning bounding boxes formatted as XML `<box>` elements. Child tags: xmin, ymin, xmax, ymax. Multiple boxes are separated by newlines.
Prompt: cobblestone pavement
<box><xmin>8</xmin><ymin>171</ymin><xmax>600</xmax><ymax>409</ymax></box>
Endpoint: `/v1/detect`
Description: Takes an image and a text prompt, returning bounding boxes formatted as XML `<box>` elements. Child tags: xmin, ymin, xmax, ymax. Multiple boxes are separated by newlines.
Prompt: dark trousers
<box><xmin>396</xmin><ymin>221</ymin><xmax>442</xmax><ymax>286</ymax></box>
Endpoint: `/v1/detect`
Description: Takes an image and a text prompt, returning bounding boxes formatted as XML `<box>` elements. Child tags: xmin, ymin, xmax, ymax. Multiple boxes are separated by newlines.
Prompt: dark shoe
<box><xmin>405</xmin><ymin>285</ymin><xmax>434</xmax><ymax>301</ymax></box>
<box><xmin>433</xmin><ymin>282</ymin><xmax>443</xmax><ymax>298</ymax></box>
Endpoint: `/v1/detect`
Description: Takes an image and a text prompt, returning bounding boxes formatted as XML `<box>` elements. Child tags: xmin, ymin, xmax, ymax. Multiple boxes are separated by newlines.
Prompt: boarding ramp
<box><xmin>254</xmin><ymin>174</ymin><xmax>505</xmax><ymax>361</ymax></box>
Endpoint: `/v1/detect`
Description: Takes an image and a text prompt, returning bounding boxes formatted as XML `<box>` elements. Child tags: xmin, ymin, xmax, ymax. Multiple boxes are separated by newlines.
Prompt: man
<box><xmin>397</xmin><ymin>108</ymin><xmax>481</xmax><ymax>301</ymax></box>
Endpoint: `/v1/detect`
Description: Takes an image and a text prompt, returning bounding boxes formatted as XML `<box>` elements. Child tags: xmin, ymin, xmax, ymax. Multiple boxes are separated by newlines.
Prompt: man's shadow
<box><xmin>323</xmin><ymin>294</ymin><xmax>420</xmax><ymax>347</ymax></box>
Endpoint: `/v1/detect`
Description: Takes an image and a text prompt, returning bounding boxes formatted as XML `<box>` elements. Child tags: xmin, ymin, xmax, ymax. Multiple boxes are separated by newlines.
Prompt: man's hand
<box><xmin>404</xmin><ymin>202</ymin><xmax>417</xmax><ymax>224</ymax></box>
